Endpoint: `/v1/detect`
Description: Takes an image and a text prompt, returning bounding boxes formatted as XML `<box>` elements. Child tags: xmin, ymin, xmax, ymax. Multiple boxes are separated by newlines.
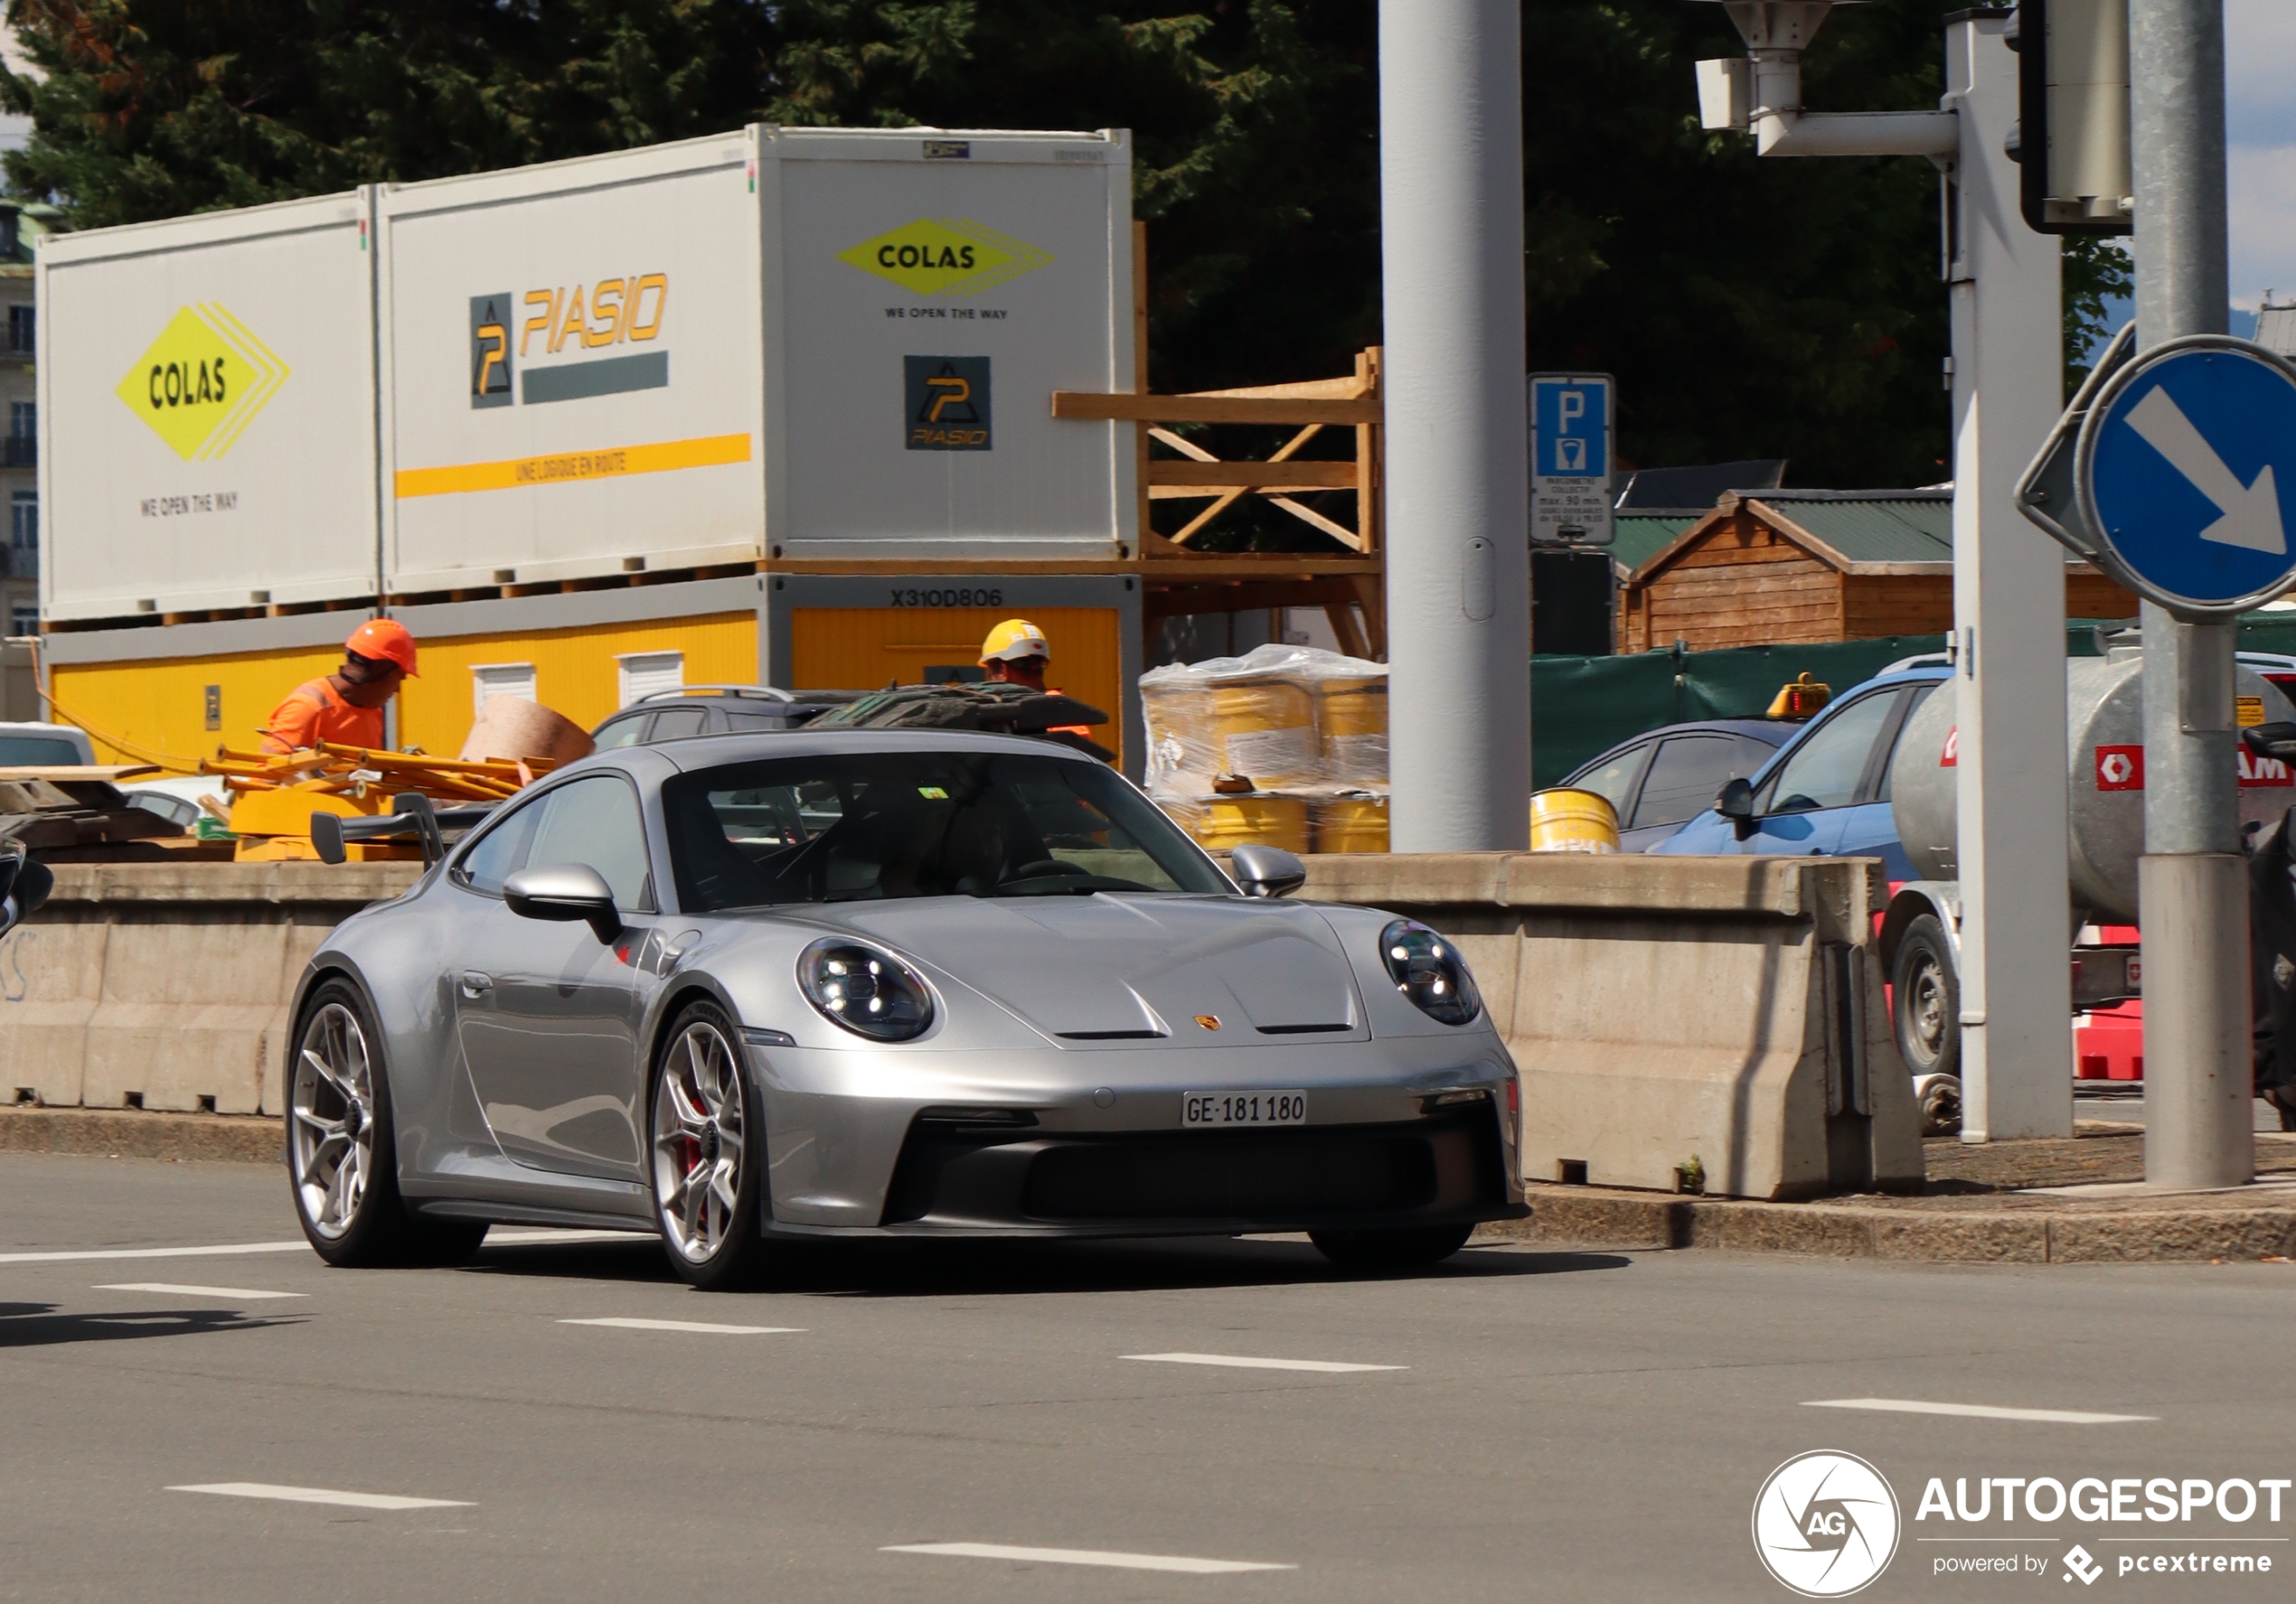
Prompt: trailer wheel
<box><xmin>1891</xmin><ymin>913</ymin><xmax>1961</xmax><ymax>1083</ymax></box>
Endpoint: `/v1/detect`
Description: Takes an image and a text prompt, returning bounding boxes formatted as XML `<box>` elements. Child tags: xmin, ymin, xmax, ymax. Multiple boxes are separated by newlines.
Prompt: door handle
<box><xmin>459</xmin><ymin>971</ymin><xmax>494</xmax><ymax>997</ymax></box>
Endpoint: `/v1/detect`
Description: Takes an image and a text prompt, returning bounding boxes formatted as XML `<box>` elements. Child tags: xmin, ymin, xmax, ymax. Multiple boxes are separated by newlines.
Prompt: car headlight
<box><xmin>797</xmin><ymin>938</ymin><xmax>935</xmax><ymax>1041</ymax></box>
<box><xmin>1379</xmin><ymin>919</ymin><xmax>1482</xmax><ymax>1026</ymax></box>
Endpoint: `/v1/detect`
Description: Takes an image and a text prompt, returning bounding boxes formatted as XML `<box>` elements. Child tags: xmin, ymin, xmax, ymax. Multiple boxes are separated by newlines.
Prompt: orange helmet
<box><xmin>344</xmin><ymin>617</ymin><xmax>418</xmax><ymax>676</ymax></box>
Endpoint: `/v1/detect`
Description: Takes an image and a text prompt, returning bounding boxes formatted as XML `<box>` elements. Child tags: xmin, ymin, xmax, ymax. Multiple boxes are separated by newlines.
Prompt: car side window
<box><xmin>524</xmin><ymin>775</ymin><xmax>654</xmax><ymax>911</ymax></box>
<box><xmin>1757</xmin><ymin>692</ymin><xmax>1901</xmax><ymax>815</ymax></box>
<box><xmin>594</xmin><ymin>715</ymin><xmax>648</xmax><ymax>749</ymax></box>
<box><xmin>1633</xmin><ymin>736</ymin><xmax>1768</xmax><ymax>831</ymax></box>
<box><xmin>650</xmin><ymin>708</ymin><xmax>707</xmax><ymax>740</ymax></box>
<box><xmin>1574</xmin><ymin>741</ymin><xmax>1653</xmax><ymax>819</ymax></box>
<box><xmin>455</xmin><ymin>795</ymin><xmax>546</xmax><ymax>895</ymax></box>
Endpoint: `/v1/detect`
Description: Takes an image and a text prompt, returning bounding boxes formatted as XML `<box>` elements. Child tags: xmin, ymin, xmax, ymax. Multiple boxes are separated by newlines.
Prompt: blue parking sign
<box><xmin>1529</xmin><ymin>372</ymin><xmax>1614</xmax><ymax>545</ymax></box>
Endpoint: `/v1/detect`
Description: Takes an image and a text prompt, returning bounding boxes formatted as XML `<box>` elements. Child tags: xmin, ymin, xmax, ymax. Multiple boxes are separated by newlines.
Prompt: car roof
<box><xmin>564</xmin><ymin>727</ymin><xmax>1106</xmax><ymax>781</ymax></box>
<box><xmin>1561</xmin><ymin>718</ymin><xmax>1796</xmax><ymax>783</ymax></box>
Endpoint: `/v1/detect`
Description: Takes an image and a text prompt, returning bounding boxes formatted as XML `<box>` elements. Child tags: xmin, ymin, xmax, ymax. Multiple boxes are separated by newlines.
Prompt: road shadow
<box><xmin>459</xmin><ymin>1231</ymin><xmax>1633</xmax><ymax>1299</ymax></box>
<box><xmin>0</xmin><ymin>1303</ymin><xmax>305</xmax><ymax>1349</ymax></box>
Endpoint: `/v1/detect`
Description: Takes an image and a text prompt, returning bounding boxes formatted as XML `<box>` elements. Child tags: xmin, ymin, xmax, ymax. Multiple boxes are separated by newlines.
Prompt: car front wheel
<box><xmin>650</xmin><ymin>1000</ymin><xmax>775</xmax><ymax>1290</ymax></box>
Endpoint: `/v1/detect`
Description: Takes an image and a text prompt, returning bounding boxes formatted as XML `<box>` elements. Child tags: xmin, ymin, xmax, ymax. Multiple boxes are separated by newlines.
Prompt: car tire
<box><xmin>1891</xmin><ymin>914</ymin><xmax>1962</xmax><ymax>1083</ymax></box>
<box><xmin>287</xmin><ymin>979</ymin><xmax>486</xmax><ymax>1268</ymax></box>
<box><xmin>649</xmin><ymin>999</ymin><xmax>775</xmax><ymax>1291</ymax></box>
<box><xmin>1307</xmin><ymin>1223</ymin><xmax>1474</xmax><ymax>1271</ymax></box>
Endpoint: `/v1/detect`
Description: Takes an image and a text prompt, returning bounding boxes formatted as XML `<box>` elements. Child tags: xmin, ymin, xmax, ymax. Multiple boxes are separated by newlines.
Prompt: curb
<box><xmin>0</xmin><ymin>1106</ymin><xmax>280</xmax><ymax>1165</ymax></box>
<box><xmin>1478</xmin><ymin>1187</ymin><xmax>2296</xmax><ymax>1263</ymax></box>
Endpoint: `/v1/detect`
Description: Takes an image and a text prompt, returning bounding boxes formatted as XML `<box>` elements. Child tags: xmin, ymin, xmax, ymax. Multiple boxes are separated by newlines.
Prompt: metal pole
<box><xmin>1378</xmin><ymin>0</ymin><xmax>1532</xmax><ymax>852</ymax></box>
<box><xmin>2130</xmin><ymin>0</ymin><xmax>2251</xmax><ymax>1187</ymax></box>
<box><xmin>1943</xmin><ymin>14</ymin><xmax>2075</xmax><ymax>1142</ymax></box>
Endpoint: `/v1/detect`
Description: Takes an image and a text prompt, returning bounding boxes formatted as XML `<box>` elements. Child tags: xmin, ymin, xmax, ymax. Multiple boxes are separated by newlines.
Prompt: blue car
<box><xmin>1651</xmin><ymin>665</ymin><xmax>1951</xmax><ymax>877</ymax></box>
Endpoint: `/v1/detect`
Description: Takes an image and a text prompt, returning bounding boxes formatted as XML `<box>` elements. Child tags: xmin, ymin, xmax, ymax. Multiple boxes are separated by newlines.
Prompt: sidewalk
<box><xmin>1482</xmin><ymin>1123</ymin><xmax>2296</xmax><ymax>1263</ymax></box>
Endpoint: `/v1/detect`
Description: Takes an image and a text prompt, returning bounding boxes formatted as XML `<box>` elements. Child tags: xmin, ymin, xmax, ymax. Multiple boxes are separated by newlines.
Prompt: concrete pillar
<box><xmin>1944</xmin><ymin>13</ymin><xmax>2075</xmax><ymax>1140</ymax></box>
<box><xmin>1378</xmin><ymin>0</ymin><xmax>1532</xmax><ymax>852</ymax></box>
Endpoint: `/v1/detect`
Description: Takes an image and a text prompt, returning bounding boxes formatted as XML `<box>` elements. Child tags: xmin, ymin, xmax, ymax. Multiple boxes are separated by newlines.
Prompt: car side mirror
<box><xmin>1715</xmin><ymin>776</ymin><xmax>1759</xmax><ymax>841</ymax></box>
<box><xmin>0</xmin><ymin>843</ymin><xmax>52</xmax><ymax>937</ymax></box>
<box><xmin>503</xmin><ymin>863</ymin><xmax>622</xmax><ymax>943</ymax></box>
<box><xmin>1230</xmin><ymin>842</ymin><xmax>1307</xmax><ymax>899</ymax></box>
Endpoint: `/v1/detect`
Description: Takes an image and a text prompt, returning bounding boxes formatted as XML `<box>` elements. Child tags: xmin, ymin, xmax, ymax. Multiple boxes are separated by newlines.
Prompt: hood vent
<box><xmin>1256</xmin><ymin>1023</ymin><xmax>1352</xmax><ymax>1036</ymax></box>
<box><xmin>1058</xmin><ymin>1028</ymin><xmax>1167</xmax><ymax>1041</ymax></box>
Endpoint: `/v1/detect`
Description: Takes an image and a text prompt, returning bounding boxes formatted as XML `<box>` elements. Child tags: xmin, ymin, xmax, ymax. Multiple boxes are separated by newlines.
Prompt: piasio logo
<box><xmin>114</xmin><ymin>304</ymin><xmax>289</xmax><ymax>462</ymax></box>
<box><xmin>839</xmin><ymin>219</ymin><xmax>1052</xmax><ymax>296</ymax></box>
<box><xmin>469</xmin><ymin>274</ymin><xmax>670</xmax><ymax>409</ymax></box>
<box><xmin>904</xmin><ymin>357</ymin><xmax>991</xmax><ymax>451</ymax></box>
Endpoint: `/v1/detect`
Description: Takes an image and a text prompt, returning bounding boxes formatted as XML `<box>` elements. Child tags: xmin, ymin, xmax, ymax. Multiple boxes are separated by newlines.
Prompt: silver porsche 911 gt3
<box><xmin>286</xmin><ymin>730</ymin><xmax>1528</xmax><ymax>1288</ymax></box>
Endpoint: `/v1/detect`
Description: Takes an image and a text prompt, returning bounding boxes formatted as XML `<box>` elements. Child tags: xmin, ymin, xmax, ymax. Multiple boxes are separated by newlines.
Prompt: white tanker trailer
<box><xmin>1880</xmin><ymin>653</ymin><xmax>2296</xmax><ymax>1132</ymax></box>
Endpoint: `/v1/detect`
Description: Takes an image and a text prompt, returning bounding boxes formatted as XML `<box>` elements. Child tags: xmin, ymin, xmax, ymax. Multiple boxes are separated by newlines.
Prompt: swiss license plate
<box><xmin>1182</xmin><ymin>1090</ymin><xmax>1307</xmax><ymax>1128</ymax></box>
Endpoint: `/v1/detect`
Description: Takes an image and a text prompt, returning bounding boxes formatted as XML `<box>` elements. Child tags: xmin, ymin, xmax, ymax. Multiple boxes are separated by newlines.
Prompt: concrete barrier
<box><xmin>0</xmin><ymin>851</ymin><xmax>1917</xmax><ymax>1201</ymax></box>
<box><xmin>1297</xmin><ymin>852</ymin><xmax>1921</xmax><ymax>1201</ymax></box>
<box><xmin>0</xmin><ymin>862</ymin><xmax>420</xmax><ymax>1115</ymax></box>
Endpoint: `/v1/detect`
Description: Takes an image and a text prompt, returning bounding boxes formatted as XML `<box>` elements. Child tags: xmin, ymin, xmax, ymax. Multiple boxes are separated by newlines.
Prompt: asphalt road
<box><xmin>3</xmin><ymin>1152</ymin><xmax>2293</xmax><ymax>1603</ymax></box>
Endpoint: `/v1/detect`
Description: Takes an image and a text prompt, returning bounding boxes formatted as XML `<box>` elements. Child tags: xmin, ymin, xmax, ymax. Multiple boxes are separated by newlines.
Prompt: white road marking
<box><xmin>883</xmin><ymin>1543</ymin><xmax>1294</xmax><ymax>1574</ymax></box>
<box><xmin>1804</xmin><ymin>1398</ymin><xmax>2155</xmax><ymax>1424</ymax></box>
<box><xmin>93</xmin><ymin>1282</ymin><xmax>308</xmax><ymax>1300</ymax></box>
<box><xmin>558</xmin><ymin>1318</ymin><xmax>804</xmax><ymax>1336</ymax></box>
<box><xmin>0</xmin><ymin>1226</ymin><xmax>644</xmax><ymax>1265</ymax></box>
<box><xmin>168</xmin><ymin>1483</ymin><xmax>474</xmax><ymax>1511</ymax></box>
<box><xmin>1124</xmin><ymin>1351</ymin><xmax>1404</xmax><ymax>1374</ymax></box>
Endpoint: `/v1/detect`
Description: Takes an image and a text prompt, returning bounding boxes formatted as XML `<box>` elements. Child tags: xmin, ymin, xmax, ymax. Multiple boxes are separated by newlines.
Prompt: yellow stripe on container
<box><xmin>394</xmin><ymin>432</ymin><xmax>752</xmax><ymax>499</ymax></box>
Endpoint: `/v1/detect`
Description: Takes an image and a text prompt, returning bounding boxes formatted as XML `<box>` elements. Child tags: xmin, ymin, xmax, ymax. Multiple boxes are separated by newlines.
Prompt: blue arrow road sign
<box><xmin>2083</xmin><ymin>342</ymin><xmax>2296</xmax><ymax>610</ymax></box>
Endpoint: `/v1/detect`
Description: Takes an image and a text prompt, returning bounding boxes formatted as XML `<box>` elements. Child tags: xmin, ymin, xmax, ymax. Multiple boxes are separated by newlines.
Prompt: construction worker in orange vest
<box><xmin>979</xmin><ymin>618</ymin><xmax>1102</xmax><ymax>745</ymax></box>
<box><xmin>262</xmin><ymin>619</ymin><xmax>419</xmax><ymax>755</ymax></box>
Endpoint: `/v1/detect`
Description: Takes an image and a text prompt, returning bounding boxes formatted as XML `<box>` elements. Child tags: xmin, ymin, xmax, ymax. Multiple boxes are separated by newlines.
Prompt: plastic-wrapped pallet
<box><xmin>1139</xmin><ymin>644</ymin><xmax>1388</xmax><ymax>852</ymax></box>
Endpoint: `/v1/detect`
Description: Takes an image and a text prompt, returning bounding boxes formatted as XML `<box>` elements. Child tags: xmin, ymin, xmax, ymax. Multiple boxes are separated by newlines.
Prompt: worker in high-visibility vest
<box><xmin>262</xmin><ymin>619</ymin><xmax>419</xmax><ymax>755</ymax></box>
<box><xmin>979</xmin><ymin>617</ymin><xmax>1100</xmax><ymax>746</ymax></box>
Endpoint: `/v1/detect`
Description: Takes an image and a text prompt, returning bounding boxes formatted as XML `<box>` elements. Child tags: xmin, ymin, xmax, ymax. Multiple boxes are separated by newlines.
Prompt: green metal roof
<box><xmin>1751</xmin><ymin>492</ymin><xmax>1953</xmax><ymax>566</ymax></box>
<box><xmin>1609</xmin><ymin>513</ymin><xmax>1700</xmax><ymax>574</ymax></box>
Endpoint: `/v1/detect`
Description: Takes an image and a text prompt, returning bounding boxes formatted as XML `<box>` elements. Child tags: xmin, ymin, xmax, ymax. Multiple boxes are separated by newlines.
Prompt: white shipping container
<box><xmin>42</xmin><ymin>126</ymin><xmax>1135</xmax><ymax>621</ymax></box>
<box><xmin>379</xmin><ymin>125</ymin><xmax>1132</xmax><ymax>593</ymax></box>
<box><xmin>378</xmin><ymin>134</ymin><xmax>767</xmax><ymax>594</ymax></box>
<box><xmin>38</xmin><ymin>192</ymin><xmax>382</xmax><ymax>622</ymax></box>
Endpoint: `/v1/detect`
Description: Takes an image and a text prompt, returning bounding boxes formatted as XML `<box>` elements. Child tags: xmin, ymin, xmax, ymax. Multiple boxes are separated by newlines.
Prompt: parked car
<box><xmin>1651</xmin><ymin>666</ymin><xmax>1950</xmax><ymax>877</ymax></box>
<box><xmin>1559</xmin><ymin>719</ymin><xmax>1797</xmax><ymax>851</ymax></box>
<box><xmin>284</xmin><ymin>729</ymin><xmax>1528</xmax><ymax>1286</ymax></box>
<box><xmin>590</xmin><ymin>686</ymin><xmax>862</xmax><ymax>749</ymax></box>
<box><xmin>0</xmin><ymin>721</ymin><xmax>95</xmax><ymax>767</ymax></box>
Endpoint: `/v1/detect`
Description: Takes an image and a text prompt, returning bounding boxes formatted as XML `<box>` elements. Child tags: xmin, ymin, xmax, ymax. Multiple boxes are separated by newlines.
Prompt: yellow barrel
<box><xmin>1184</xmin><ymin>793</ymin><xmax>1311</xmax><ymax>853</ymax></box>
<box><xmin>1311</xmin><ymin>793</ymin><xmax>1389</xmax><ymax>853</ymax></box>
<box><xmin>1317</xmin><ymin>675</ymin><xmax>1388</xmax><ymax>783</ymax></box>
<box><xmin>1529</xmin><ymin>788</ymin><xmax>1620</xmax><ymax>854</ymax></box>
<box><xmin>1209</xmin><ymin>678</ymin><xmax>1318</xmax><ymax>783</ymax></box>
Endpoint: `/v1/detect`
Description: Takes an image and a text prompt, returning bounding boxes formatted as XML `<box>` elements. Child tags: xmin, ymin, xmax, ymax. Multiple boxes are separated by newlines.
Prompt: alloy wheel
<box><xmin>653</xmin><ymin>1021</ymin><xmax>746</xmax><ymax>1262</ymax></box>
<box><xmin>291</xmin><ymin>1001</ymin><xmax>376</xmax><ymax>1240</ymax></box>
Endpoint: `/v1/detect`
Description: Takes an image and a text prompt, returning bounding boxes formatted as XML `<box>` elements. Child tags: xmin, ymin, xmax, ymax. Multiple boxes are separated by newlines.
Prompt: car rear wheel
<box><xmin>649</xmin><ymin>1000</ymin><xmax>774</xmax><ymax>1290</ymax></box>
<box><xmin>1308</xmin><ymin>1223</ymin><xmax>1474</xmax><ymax>1271</ymax></box>
<box><xmin>287</xmin><ymin>980</ymin><xmax>486</xmax><ymax>1268</ymax></box>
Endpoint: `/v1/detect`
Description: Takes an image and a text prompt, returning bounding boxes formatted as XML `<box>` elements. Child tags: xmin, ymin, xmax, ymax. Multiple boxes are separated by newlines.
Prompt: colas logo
<box><xmin>115</xmin><ymin>305</ymin><xmax>289</xmax><ymax>461</ymax></box>
<box><xmin>838</xmin><ymin>219</ymin><xmax>1052</xmax><ymax>296</ymax></box>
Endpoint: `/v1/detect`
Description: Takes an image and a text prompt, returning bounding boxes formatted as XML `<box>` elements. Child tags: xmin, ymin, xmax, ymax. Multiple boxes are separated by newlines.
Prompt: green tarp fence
<box><xmin>1529</xmin><ymin>615</ymin><xmax>2296</xmax><ymax>788</ymax></box>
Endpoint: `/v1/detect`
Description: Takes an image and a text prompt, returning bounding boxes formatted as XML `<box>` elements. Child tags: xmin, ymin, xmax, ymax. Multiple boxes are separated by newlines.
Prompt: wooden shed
<box><xmin>1614</xmin><ymin>490</ymin><xmax>2138</xmax><ymax>652</ymax></box>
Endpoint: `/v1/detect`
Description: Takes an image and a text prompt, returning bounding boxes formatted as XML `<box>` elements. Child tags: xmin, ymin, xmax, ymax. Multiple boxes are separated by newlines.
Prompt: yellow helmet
<box><xmin>980</xmin><ymin>618</ymin><xmax>1050</xmax><ymax>666</ymax></box>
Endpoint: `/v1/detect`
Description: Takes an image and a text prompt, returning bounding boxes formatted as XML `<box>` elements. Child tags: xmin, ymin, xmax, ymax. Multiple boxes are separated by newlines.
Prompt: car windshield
<box><xmin>663</xmin><ymin>749</ymin><xmax>1230</xmax><ymax>910</ymax></box>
